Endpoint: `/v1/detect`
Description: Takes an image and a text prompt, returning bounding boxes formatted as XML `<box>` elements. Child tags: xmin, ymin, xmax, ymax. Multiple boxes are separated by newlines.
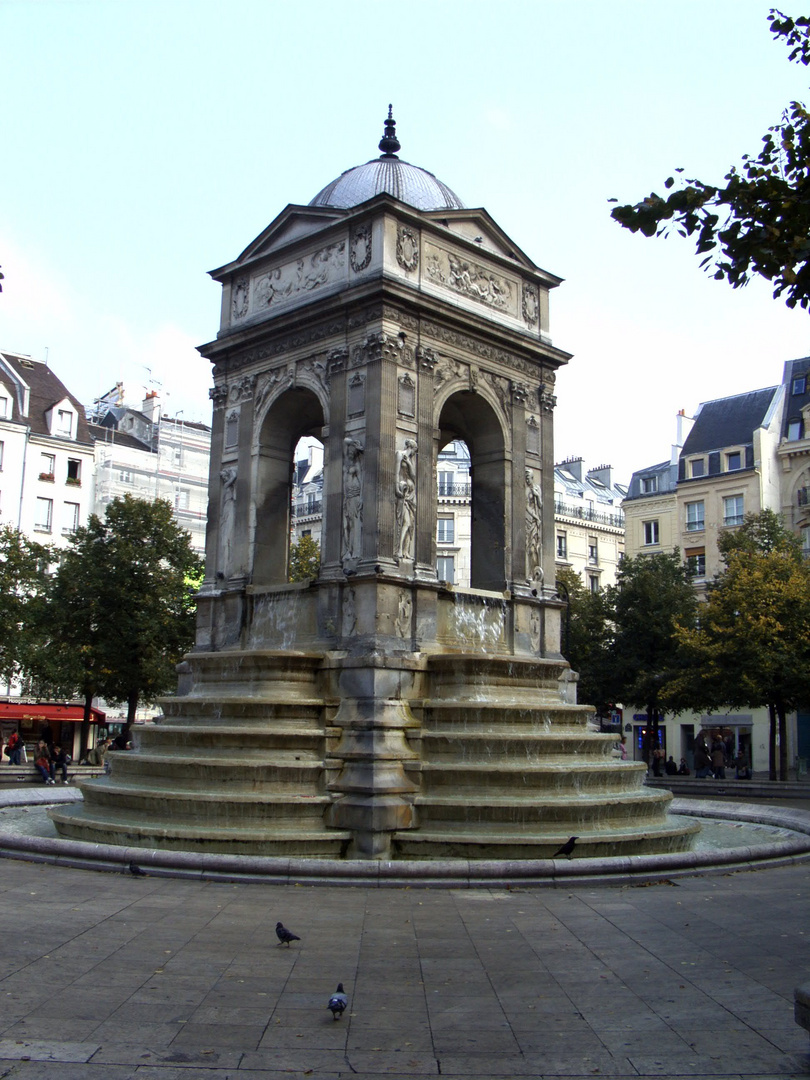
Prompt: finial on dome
<box><xmin>378</xmin><ymin>104</ymin><xmax>401</xmax><ymax>157</ymax></box>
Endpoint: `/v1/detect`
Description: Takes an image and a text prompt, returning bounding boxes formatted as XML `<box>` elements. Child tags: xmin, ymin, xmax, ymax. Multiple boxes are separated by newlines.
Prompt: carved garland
<box><xmin>350</xmin><ymin>224</ymin><xmax>372</xmax><ymax>272</ymax></box>
<box><xmin>396</xmin><ymin>226</ymin><xmax>419</xmax><ymax>272</ymax></box>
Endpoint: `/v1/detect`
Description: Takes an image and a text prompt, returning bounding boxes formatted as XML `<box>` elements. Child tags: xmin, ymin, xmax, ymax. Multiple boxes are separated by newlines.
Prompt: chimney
<box><xmin>141</xmin><ymin>390</ymin><xmax>160</xmax><ymax>423</ymax></box>
<box><xmin>587</xmin><ymin>464</ymin><xmax>613</xmax><ymax>488</ymax></box>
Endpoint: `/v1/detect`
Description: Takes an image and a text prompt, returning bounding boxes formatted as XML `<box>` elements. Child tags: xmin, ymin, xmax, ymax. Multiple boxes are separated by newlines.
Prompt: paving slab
<box><xmin>0</xmin><ymin>850</ymin><xmax>808</xmax><ymax>1077</ymax></box>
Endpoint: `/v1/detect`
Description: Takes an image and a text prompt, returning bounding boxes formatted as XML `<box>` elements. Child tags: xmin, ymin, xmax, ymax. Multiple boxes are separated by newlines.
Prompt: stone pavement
<box><xmin>0</xmin><ymin>853</ymin><xmax>808</xmax><ymax>1079</ymax></box>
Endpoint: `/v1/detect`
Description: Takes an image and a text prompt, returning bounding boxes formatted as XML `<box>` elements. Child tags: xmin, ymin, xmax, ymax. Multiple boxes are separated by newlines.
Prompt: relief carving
<box><xmin>416</xmin><ymin>345</ymin><xmax>437</xmax><ymax>373</ymax></box>
<box><xmin>396</xmin><ymin>226</ymin><xmax>419</xmax><ymax>272</ymax></box>
<box><xmin>522</xmin><ymin>283</ymin><xmax>539</xmax><ymax>326</ymax></box>
<box><xmin>350</xmin><ymin>224</ymin><xmax>372</xmax><ymax>272</ymax></box>
<box><xmin>348</xmin><ymin>372</ymin><xmax>365</xmax><ymax>416</ymax></box>
<box><xmin>254</xmin><ymin>241</ymin><xmax>346</xmax><ymax>308</ymax></box>
<box><xmin>394</xmin><ymin>439</ymin><xmax>417</xmax><ymax>563</ymax></box>
<box><xmin>425</xmin><ymin>244</ymin><xmax>514</xmax><ymax>311</ymax></box>
<box><xmin>395</xmin><ymin>591</ymin><xmax>413</xmax><ymax>639</ymax></box>
<box><xmin>209</xmin><ymin>385</ymin><xmax>228</xmax><ymax>409</ymax></box>
<box><xmin>255</xmin><ymin>366</ymin><xmax>294</xmax><ymax>416</ymax></box>
<box><xmin>342</xmin><ymin>437</ymin><xmax>364</xmax><ymax>566</ymax></box>
<box><xmin>525</xmin><ymin>469</ymin><xmax>543</xmax><ymax>583</ymax></box>
<box><xmin>526</xmin><ymin>416</ymin><xmax>540</xmax><ymax>456</ymax></box>
<box><xmin>512</xmin><ymin>381</ymin><xmax>529</xmax><ymax>406</ymax></box>
<box><xmin>230</xmin><ymin>374</ymin><xmax>257</xmax><ymax>404</ymax></box>
<box><xmin>232</xmin><ymin>277</ymin><xmax>249</xmax><ymax>321</ymax></box>
<box><xmin>219</xmin><ymin>466</ymin><xmax>238</xmax><ymax>577</ymax></box>
<box><xmin>297</xmin><ymin>356</ymin><xmax>329</xmax><ymax>397</ymax></box>
<box><xmin>327</xmin><ymin>346</ymin><xmax>349</xmax><ymax>376</ymax></box>
<box><xmin>398</xmin><ymin>373</ymin><xmax>416</xmax><ymax>417</ymax></box>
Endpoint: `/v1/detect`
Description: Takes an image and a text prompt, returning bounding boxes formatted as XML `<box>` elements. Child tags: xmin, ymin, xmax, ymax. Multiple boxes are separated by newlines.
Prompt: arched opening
<box><xmin>254</xmin><ymin>387</ymin><xmax>325</xmax><ymax>586</ymax></box>
<box><xmin>438</xmin><ymin>391</ymin><xmax>506</xmax><ymax>591</ymax></box>
<box><xmin>436</xmin><ymin>438</ymin><xmax>471</xmax><ymax>587</ymax></box>
<box><xmin>289</xmin><ymin>436</ymin><xmax>324</xmax><ymax>580</ymax></box>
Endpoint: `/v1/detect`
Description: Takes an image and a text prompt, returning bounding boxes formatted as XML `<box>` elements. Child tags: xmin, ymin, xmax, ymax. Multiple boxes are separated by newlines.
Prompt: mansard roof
<box><xmin>681</xmin><ymin>386</ymin><xmax>781</xmax><ymax>456</ymax></box>
<box><xmin>0</xmin><ymin>350</ymin><xmax>93</xmax><ymax>445</ymax></box>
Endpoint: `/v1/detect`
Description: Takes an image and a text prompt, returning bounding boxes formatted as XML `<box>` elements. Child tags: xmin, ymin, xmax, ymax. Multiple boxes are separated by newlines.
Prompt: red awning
<box><xmin>0</xmin><ymin>703</ymin><xmax>106</xmax><ymax>724</ymax></box>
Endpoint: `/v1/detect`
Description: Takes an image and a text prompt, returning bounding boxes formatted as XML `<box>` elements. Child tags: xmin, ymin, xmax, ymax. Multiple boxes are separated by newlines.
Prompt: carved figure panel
<box><xmin>342</xmin><ymin>437</ymin><xmax>364</xmax><ymax>564</ymax></box>
<box><xmin>348</xmin><ymin>372</ymin><xmax>365</xmax><ymax>417</ymax></box>
<box><xmin>232</xmin><ymin>277</ymin><xmax>249</xmax><ymax>321</ymax></box>
<box><xmin>394</xmin><ymin>439</ymin><xmax>417</xmax><ymax>562</ymax></box>
<box><xmin>398</xmin><ymin>373</ymin><xmax>416</xmax><ymax>417</ymax></box>
<box><xmin>522</xmin><ymin>283</ymin><xmax>539</xmax><ymax>326</ymax></box>
<box><xmin>254</xmin><ymin>241</ymin><xmax>346</xmax><ymax>308</ymax></box>
<box><xmin>255</xmin><ymin>366</ymin><xmax>294</xmax><ymax>418</ymax></box>
<box><xmin>396</xmin><ymin>226</ymin><xmax>419</xmax><ymax>272</ymax></box>
<box><xmin>219</xmin><ymin>466</ymin><xmax>238</xmax><ymax>577</ymax></box>
<box><xmin>350</xmin><ymin>224</ymin><xmax>372</xmax><ymax>272</ymax></box>
<box><xmin>525</xmin><ymin>468</ymin><xmax>543</xmax><ymax>582</ymax></box>
<box><xmin>424</xmin><ymin>242</ymin><xmax>516</xmax><ymax>314</ymax></box>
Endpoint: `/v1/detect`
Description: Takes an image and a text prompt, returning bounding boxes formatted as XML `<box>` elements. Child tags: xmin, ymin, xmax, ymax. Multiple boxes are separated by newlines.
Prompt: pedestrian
<box><xmin>34</xmin><ymin>741</ymin><xmax>53</xmax><ymax>785</ymax></box>
<box><xmin>711</xmin><ymin>739</ymin><xmax>726</xmax><ymax>779</ymax></box>
<box><xmin>619</xmin><ymin>736</ymin><xmax>627</xmax><ymax>761</ymax></box>
<box><xmin>5</xmin><ymin>731</ymin><xmax>24</xmax><ymax>766</ymax></box>
<box><xmin>651</xmin><ymin>746</ymin><xmax>664</xmax><ymax>777</ymax></box>
<box><xmin>735</xmin><ymin>748</ymin><xmax>751</xmax><ymax>780</ymax></box>
<box><xmin>694</xmin><ymin>734</ymin><xmax>712</xmax><ymax>778</ymax></box>
<box><xmin>50</xmin><ymin>744</ymin><xmax>71</xmax><ymax>784</ymax></box>
<box><xmin>677</xmin><ymin>757</ymin><xmax>691</xmax><ymax>776</ymax></box>
<box><xmin>664</xmin><ymin>755</ymin><xmax>678</xmax><ymax>775</ymax></box>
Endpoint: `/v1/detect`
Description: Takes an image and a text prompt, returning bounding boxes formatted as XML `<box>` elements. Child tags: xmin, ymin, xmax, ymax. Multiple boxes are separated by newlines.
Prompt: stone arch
<box><xmin>253</xmin><ymin>386</ymin><xmax>326</xmax><ymax>585</ymax></box>
<box><xmin>437</xmin><ymin>390</ymin><xmax>507</xmax><ymax>591</ymax></box>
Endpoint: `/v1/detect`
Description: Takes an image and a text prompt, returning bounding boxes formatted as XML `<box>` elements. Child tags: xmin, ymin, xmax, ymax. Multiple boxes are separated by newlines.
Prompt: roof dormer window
<box><xmin>57</xmin><ymin>408</ymin><xmax>74</xmax><ymax>437</ymax></box>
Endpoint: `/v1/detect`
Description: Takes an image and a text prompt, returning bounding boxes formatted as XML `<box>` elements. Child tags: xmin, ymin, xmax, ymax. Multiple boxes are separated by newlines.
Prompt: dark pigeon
<box><xmin>275</xmin><ymin>921</ymin><xmax>301</xmax><ymax>946</ymax></box>
<box><xmin>551</xmin><ymin>836</ymin><xmax>579</xmax><ymax>859</ymax></box>
<box><xmin>328</xmin><ymin>983</ymin><xmax>348</xmax><ymax>1020</ymax></box>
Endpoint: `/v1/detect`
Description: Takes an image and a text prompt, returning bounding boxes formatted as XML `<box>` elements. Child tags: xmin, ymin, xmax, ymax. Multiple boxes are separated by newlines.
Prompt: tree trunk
<box><xmin>80</xmin><ymin>688</ymin><xmax>94</xmax><ymax>761</ymax></box>
<box><xmin>776</xmin><ymin>700</ymin><xmax>789</xmax><ymax>781</ymax></box>
<box><xmin>768</xmin><ymin>702</ymin><xmax>777</xmax><ymax>781</ymax></box>
<box><xmin>124</xmin><ymin>690</ymin><xmax>138</xmax><ymax>740</ymax></box>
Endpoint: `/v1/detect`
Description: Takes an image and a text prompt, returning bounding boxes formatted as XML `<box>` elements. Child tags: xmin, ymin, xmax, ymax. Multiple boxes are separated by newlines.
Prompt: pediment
<box><xmin>423</xmin><ymin>208</ymin><xmax>559</xmax><ymax>282</ymax></box>
<box><xmin>211</xmin><ymin>205</ymin><xmax>347</xmax><ymax>278</ymax></box>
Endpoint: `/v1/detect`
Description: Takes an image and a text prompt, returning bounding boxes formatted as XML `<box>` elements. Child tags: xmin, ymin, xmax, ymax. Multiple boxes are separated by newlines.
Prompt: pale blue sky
<box><xmin>2</xmin><ymin>0</ymin><xmax>809</xmax><ymax>479</ymax></box>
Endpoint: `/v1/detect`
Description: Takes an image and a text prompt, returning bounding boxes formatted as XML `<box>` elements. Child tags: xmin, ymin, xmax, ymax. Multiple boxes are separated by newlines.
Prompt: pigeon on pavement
<box><xmin>275</xmin><ymin>921</ymin><xmax>301</xmax><ymax>946</ymax></box>
<box><xmin>328</xmin><ymin>983</ymin><xmax>348</xmax><ymax>1020</ymax></box>
<box><xmin>551</xmin><ymin>836</ymin><xmax>579</xmax><ymax>859</ymax></box>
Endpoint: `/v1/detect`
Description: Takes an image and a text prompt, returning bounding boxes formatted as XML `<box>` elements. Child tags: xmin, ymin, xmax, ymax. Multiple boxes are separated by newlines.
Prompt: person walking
<box><xmin>694</xmin><ymin>734</ymin><xmax>712</xmax><ymax>778</ymax></box>
<box><xmin>711</xmin><ymin>739</ymin><xmax>727</xmax><ymax>780</ymax></box>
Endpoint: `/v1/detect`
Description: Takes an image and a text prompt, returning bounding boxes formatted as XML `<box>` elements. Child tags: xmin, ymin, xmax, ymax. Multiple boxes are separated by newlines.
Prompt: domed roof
<box><xmin>309</xmin><ymin>107</ymin><xmax>465</xmax><ymax>213</ymax></box>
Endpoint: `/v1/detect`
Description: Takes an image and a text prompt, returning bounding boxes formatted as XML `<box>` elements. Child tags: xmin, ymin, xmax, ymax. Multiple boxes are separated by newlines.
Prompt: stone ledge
<box><xmin>796</xmin><ymin>981</ymin><xmax>810</xmax><ymax>1037</ymax></box>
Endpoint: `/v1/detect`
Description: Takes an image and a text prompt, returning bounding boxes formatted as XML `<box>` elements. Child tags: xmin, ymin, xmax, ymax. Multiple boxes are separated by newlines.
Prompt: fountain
<box><xmin>51</xmin><ymin>110</ymin><xmax>698</xmax><ymax>861</ymax></box>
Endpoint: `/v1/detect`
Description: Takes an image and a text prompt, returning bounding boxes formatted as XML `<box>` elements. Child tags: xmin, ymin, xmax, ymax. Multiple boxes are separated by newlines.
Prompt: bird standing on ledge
<box><xmin>552</xmin><ymin>836</ymin><xmax>579</xmax><ymax>859</ymax></box>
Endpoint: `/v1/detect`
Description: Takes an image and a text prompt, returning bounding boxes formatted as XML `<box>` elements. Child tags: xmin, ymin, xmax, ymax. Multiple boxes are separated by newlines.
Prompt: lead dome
<box><xmin>308</xmin><ymin>106</ymin><xmax>465</xmax><ymax>212</ymax></box>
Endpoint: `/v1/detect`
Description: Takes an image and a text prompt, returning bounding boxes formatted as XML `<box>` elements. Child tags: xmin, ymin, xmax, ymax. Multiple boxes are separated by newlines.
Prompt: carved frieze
<box><xmin>396</xmin><ymin>226</ymin><xmax>419</xmax><ymax>272</ymax></box>
<box><xmin>350</xmin><ymin>224</ymin><xmax>372</xmax><ymax>272</ymax></box>
<box><xmin>424</xmin><ymin>242</ymin><xmax>516</xmax><ymax>313</ymax></box>
<box><xmin>254</xmin><ymin>241</ymin><xmax>346</xmax><ymax>309</ymax></box>
<box><xmin>351</xmin><ymin>331</ymin><xmax>413</xmax><ymax>368</ymax></box>
<box><xmin>421</xmin><ymin>319</ymin><xmax>544</xmax><ymax>378</ymax></box>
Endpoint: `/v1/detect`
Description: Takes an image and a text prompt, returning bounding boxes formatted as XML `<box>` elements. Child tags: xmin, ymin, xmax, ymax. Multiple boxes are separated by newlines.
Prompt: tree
<box><xmin>0</xmin><ymin>526</ymin><xmax>53</xmax><ymax>688</ymax></box>
<box><xmin>611</xmin><ymin>11</ymin><xmax>810</xmax><ymax>310</ymax></box>
<box><xmin>556</xmin><ymin>568</ymin><xmax>614</xmax><ymax>716</ymax></box>
<box><xmin>604</xmin><ymin>552</ymin><xmax>699</xmax><ymax>763</ymax></box>
<box><xmin>667</xmin><ymin>512</ymin><xmax>810</xmax><ymax>780</ymax></box>
<box><xmin>289</xmin><ymin>535</ymin><xmax>320</xmax><ymax>582</ymax></box>
<box><xmin>39</xmin><ymin>497</ymin><xmax>202</xmax><ymax>752</ymax></box>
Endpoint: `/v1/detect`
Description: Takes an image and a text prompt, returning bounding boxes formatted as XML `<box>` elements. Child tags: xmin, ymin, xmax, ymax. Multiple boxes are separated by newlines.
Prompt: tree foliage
<box><xmin>611</xmin><ymin>11</ymin><xmax>810</xmax><ymax>310</ymax></box>
<box><xmin>36</xmin><ymin>497</ymin><xmax>202</xmax><ymax>750</ymax></box>
<box><xmin>556</xmin><ymin>567</ymin><xmax>613</xmax><ymax>715</ymax></box>
<box><xmin>289</xmin><ymin>535</ymin><xmax>321</xmax><ymax>582</ymax></box>
<box><xmin>665</xmin><ymin>512</ymin><xmax>810</xmax><ymax>779</ymax></box>
<box><xmin>0</xmin><ymin>526</ymin><xmax>53</xmax><ymax>687</ymax></box>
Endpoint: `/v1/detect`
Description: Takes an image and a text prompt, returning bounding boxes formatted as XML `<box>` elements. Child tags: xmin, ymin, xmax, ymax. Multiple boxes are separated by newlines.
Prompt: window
<box><xmin>119</xmin><ymin>470</ymin><xmax>133</xmax><ymax>484</ymax></box>
<box><xmin>556</xmin><ymin>533</ymin><xmax>567</xmax><ymax>559</ymax></box>
<box><xmin>588</xmin><ymin>538</ymin><xmax>598</xmax><ymax>565</ymax></box>
<box><xmin>588</xmin><ymin>574</ymin><xmax>599</xmax><ymax>594</ymax></box>
<box><xmin>723</xmin><ymin>495</ymin><xmax>744</xmax><ymax>527</ymax></box>
<box><xmin>437</xmin><ymin>555</ymin><xmax>455</xmax><ymax>584</ymax></box>
<box><xmin>174</xmin><ymin>489</ymin><xmax>190</xmax><ymax>511</ymax></box>
<box><xmin>437</xmin><ymin>516</ymin><xmax>455</xmax><ymax>544</ymax></box>
<box><xmin>687</xmin><ymin>551</ymin><xmax>706</xmax><ymax>577</ymax></box>
<box><xmin>0</xmin><ymin>440</ymin><xmax>3</xmax><ymax>470</ymax></box>
<box><xmin>67</xmin><ymin>459</ymin><xmax>81</xmax><ymax>484</ymax></box>
<box><xmin>690</xmin><ymin>458</ymin><xmax>705</xmax><ymax>478</ymax></box>
<box><xmin>35</xmin><ymin>497</ymin><xmax>53</xmax><ymax>532</ymax></box>
<box><xmin>438</xmin><ymin>471</ymin><xmax>454</xmax><ymax>496</ymax></box>
<box><xmin>63</xmin><ymin>502</ymin><xmax>80</xmax><ymax>534</ymax></box>
<box><xmin>686</xmin><ymin>501</ymin><xmax>705</xmax><ymax>532</ymax></box>
<box><xmin>40</xmin><ymin>453</ymin><xmax>55</xmax><ymax>480</ymax></box>
<box><xmin>726</xmin><ymin>451</ymin><xmax>741</xmax><ymax>471</ymax></box>
<box><xmin>641</xmin><ymin>475</ymin><xmax>658</xmax><ymax>494</ymax></box>
<box><xmin>793</xmin><ymin>375</ymin><xmax>807</xmax><ymax>395</ymax></box>
<box><xmin>788</xmin><ymin>418</ymin><xmax>804</xmax><ymax>441</ymax></box>
<box><xmin>643</xmin><ymin>520</ymin><xmax>660</xmax><ymax>546</ymax></box>
<box><xmin>0</xmin><ymin>395</ymin><xmax>8</xmax><ymax>418</ymax></box>
<box><xmin>56</xmin><ymin>409</ymin><xmax>73</xmax><ymax>436</ymax></box>
<box><xmin>803</xmin><ymin>525</ymin><xmax>810</xmax><ymax>558</ymax></box>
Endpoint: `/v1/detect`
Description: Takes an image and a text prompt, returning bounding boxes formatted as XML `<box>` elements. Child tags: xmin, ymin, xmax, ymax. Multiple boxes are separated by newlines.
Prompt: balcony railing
<box><xmin>554</xmin><ymin>501</ymin><xmax>624</xmax><ymax>528</ymax></box>
<box><xmin>438</xmin><ymin>483</ymin><xmax>471</xmax><ymax>498</ymax></box>
<box><xmin>293</xmin><ymin>501</ymin><xmax>322</xmax><ymax>518</ymax></box>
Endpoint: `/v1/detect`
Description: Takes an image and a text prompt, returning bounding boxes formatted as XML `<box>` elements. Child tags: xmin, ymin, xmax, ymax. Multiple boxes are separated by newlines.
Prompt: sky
<box><xmin>2</xmin><ymin>0</ymin><xmax>809</xmax><ymax>482</ymax></box>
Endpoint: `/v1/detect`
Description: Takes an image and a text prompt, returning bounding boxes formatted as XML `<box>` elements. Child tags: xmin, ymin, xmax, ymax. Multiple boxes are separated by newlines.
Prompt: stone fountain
<box><xmin>51</xmin><ymin>110</ymin><xmax>698</xmax><ymax>860</ymax></box>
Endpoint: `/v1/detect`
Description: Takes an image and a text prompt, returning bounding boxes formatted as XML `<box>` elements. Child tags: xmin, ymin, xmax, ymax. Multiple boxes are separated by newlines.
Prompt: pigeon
<box><xmin>128</xmin><ymin>862</ymin><xmax>146</xmax><ymax>876</ymax></box>
<box><xmin>275</xmin><ymin>921</ymin><xmax>301</xmax><ymax>947</ymax></box>
<box><xmin>551</xmin><ymin>836</ymin><xmax>579</xmax><ymax>859</ymax></box>
<box><xmin>327</xmin><ymin>983</ymin><xmax>348</xmax><ymax>1020</ymax></box>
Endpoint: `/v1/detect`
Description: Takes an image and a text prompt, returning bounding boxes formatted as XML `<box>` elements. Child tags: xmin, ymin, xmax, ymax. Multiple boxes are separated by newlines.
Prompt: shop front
<box><xmin>0</xmin><ymin>702</ymin><xmax>107</xmax><ymax>762</ymax></box>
